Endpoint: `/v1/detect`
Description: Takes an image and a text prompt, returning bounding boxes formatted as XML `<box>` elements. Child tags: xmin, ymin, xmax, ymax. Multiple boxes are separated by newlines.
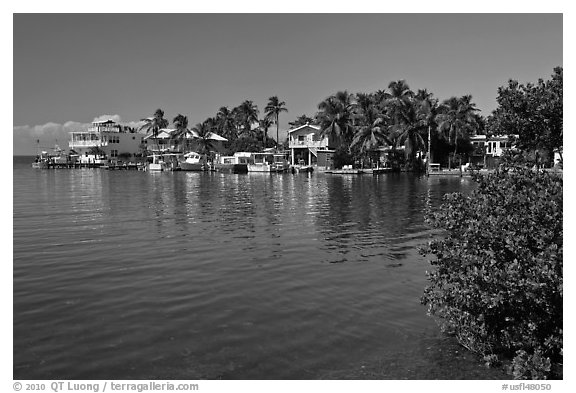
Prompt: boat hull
<box><xmin>179</xmin><ymin>162</ymin><xmax>205</xmax><ymax>171</ymax></box>
<box><xmin>147</xmin><ymin>163</ymin><xmax>166</xmax><ymax>171</ymax></box>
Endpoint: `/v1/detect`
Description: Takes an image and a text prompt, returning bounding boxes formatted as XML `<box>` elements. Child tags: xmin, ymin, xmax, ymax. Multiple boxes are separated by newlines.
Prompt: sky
<box><xmin>12</xmin><ymin>13</ymin><xmax>563</xmax><ymax>155</ymax></box>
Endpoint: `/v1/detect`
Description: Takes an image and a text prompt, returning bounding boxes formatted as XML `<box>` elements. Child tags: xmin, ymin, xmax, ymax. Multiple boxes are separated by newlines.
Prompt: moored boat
<box><xmin>178</xmin><ymin>152</ymin><xmax>207</xmax><ymax>171</ymax></box>
<box><xmin>31</xmin><ymin>156</ymin><xmax>49</xmax><ymax>169</ymax></box>
<box><xmin>146</xmin><ymin>153</ymin><xmax>170</xmax><ymax>171</ymax></box>
<box><xmin>32</xmin><ymin>147</ymin><xmax>78</xmax><ymax>169</ymax></box>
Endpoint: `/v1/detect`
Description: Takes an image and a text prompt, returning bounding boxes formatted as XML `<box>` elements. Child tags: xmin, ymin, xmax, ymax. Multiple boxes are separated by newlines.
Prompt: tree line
<box><xmin>138</xmin><ymin>97</ymin><xmax>287</xmax><ymax>156</ymax></box>
<box><xmin>137</xmin><ymin>67</ymin><xmax>562</xmax><ymax>168</ymax></box>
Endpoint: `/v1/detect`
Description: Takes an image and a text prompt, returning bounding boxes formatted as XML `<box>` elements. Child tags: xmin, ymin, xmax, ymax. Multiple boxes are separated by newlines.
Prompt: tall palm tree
<box><xmin>264</xmin><ymin>96</ymin><xmax>288</xmax><ymax>150</ymax></box>
<box><xmin>236</xmin><ymin>100</ymin><xmax>259</xmax><ymax>138</ymax></box>
<box><xmin>191</xmin><ymin>121</ymin><xmax>217</xmax><ymax>156</ymax></box>
<box><xmin>437</xmin><ymin>95</ymin><xmax>480</xmax><ymax>169</ymax></box>
<box><xmin>139</xmin><ymin>108</ymin><xmax>169</xmax><ymax>152</ymax></box>
<box><xmin>354</xmin><ymin>92</ymin><xmax>375</xmax><ymax>123</ymax></box>
<box><xmin>316</xmin><ymin>92</ymin><xmax>355</xmax><ymax>148</ymax></box>
<box><xmin>172</xmin><ymin>113</ymin><xmax>189</xmax><ymax>152</ymax></box>
<box><xmin>204</xmin><ymin>116</ymin><xmax>218</xmax><ymax>134</ymax></box>
<box><xmin>316</xmin><ymin>96</ymin><xmax>345</xmax><ymax>147</ymax></box>
<box><xmin>216</xmin><ymin>106</ymin><xmax>237</xmax><ymax>141</ymax></box>
<box><xmin>350</xmin><ymin>105</ymin><xmax>389</xmax><ymax>166</ymax></box>
<box><xmin>374</xmin><ymin>89</ymin><xmax>390</xmax><ymax>108</ymax></box>
<box><xmin>386</xmin><ymin>80</ymin><xmax>414</xmax><ymax>124</ymax></box>
<box><xmin>389</xmin><ymin>102</ymin><xmax>427</xmax><ymax>167</ymax></box>
<box><xmin>334</xmin><ymin>90</ymin><xmax>356</xmax><ymax>129</ymax></box>
<box><xmin>258</xmin><ymin>117</ymin><xmax>273</xmax><ymax>147</ymax></box>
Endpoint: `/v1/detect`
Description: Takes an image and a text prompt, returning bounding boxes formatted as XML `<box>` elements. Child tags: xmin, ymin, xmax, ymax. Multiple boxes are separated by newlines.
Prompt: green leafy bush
<box><xmin>421</xmin><ymin>161</ymin><xmax>562</xmax><ymax>379</ymax></box>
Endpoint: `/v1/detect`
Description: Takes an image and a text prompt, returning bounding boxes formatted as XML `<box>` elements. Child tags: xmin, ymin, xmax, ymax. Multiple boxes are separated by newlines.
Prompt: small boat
<box><xmin>146</xmin><ymin>153</ymin><xmax>169</xmax><ymax>171</ymax></box>
<box><xmin>31</xmin><ymin>155</ymin><xmax>49</xmax><ymax>169</ymax></box>
<box><xmin>179</xmin><ymin>152</ymin><xmax>207</xmax><ymax>171</ymax></box>
<box><xmin>32</xmin><ymin>147</ymin><xmax>78</xmax><ymax>169</ymax></box>
<box><xmin>32</xmin><ymin>141</ymin><xmax>51</xmax><ymax>169</ymax></box>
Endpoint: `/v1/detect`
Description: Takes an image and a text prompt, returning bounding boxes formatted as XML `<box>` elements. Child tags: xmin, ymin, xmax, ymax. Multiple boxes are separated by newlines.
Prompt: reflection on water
<box><xmin>14</xmin><ymin>157</ymin><xmax>507</xmax><ymax>379</ymax></box>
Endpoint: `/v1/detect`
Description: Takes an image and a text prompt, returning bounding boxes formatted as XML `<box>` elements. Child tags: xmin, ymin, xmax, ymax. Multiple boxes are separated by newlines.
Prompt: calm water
<box><xmin>13</xmin><ymin>156</ymin><xmax>508</xmax><ymax>379</ymax></box>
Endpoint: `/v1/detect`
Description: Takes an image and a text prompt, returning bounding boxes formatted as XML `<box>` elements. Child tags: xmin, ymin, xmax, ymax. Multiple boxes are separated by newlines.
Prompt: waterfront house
<box><xmin>287</xmin><ymin>123</ymin><xmax>335</xmax><ymax>168</ymax></box>
<box><xmin>469</xmin><ymin>134</ymin><xmax>517</xmax><ymax>168</ymax></box>
<box><xmin>143</xmin><ymin>128</ymin><xmax>176</xmax><ymax>151</ymax></box>
<box><xmin>69</xmin><ymin>119</ymin><xmax>144</xmax><ymax>164</ymax></box>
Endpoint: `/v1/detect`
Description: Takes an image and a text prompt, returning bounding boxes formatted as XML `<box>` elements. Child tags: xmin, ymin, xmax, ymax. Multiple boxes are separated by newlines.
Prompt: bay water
<box><xmin>13</xmin><ymin>156</ymin><xmax>508</xmax><ymax>379</ymax></box>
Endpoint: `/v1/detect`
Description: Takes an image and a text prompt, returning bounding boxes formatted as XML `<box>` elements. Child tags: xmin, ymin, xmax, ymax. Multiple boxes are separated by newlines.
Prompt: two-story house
<box><xmin>469</xmin><ymin>134</ymin><xmax>517</xmax><ymax>168</ymax></box>
<box><xmin>287</xmin><ymin>124</ymin><xmax>335</xmax><ymax>168</ymax></box>
<box><xmin>69</xmin><ymin>119</ymin><xmax>144</xmax><ymax>163</ymax></box>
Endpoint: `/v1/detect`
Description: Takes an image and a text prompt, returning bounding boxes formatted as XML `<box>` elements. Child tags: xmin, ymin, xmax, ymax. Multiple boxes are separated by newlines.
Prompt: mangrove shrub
<box><xmin>421</xmin><ymin>161</ymin><xmax>562</xmax><ymax>379</ymax></box>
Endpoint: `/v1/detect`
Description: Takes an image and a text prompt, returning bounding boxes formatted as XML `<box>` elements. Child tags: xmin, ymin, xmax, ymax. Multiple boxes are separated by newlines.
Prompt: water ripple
<box><xmin>13</xmin><ymin>160</ymin><xmax>483</xmax><ymax>379</ymax></box>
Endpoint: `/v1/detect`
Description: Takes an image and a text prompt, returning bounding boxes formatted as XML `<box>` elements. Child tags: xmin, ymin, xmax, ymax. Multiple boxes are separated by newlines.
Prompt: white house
<box><xmin>69</xmin><ymin>119</ymin><xmax>144</xmax><ymax>163</ymax></box>
<box><xmin>287</xmin><ymin>123</ymin><xmax>334</xmax><ymax>166</ymax></box>
<box><xmin>469</xmin><ymin>134</ymin><xmax>517</xmax><ymax>157</ymax></box>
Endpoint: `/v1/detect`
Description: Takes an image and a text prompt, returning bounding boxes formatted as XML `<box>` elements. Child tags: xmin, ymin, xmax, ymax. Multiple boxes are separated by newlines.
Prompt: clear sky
<box><xmin>13</xmin><ymin>13</ymin><xmax>562</xmax><ymax>155</ymax></box>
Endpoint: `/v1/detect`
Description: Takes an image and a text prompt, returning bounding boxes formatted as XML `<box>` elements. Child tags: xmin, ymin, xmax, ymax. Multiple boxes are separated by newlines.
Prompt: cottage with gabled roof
<box><xmin>287</xmin><ymin>123</ymin><xmax>335</xmax><ymax>168</ymax></box>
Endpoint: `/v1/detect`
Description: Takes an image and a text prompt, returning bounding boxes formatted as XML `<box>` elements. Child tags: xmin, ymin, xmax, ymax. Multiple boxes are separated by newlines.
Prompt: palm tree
<box><xmin>236</xmin><ymin>100</ymin><xmax>259</xmax><ymax>138</ymax></box>
<box><xmin>139</xmin><ymin>108</ymin><xmax>169</xmax><ymax>152</ymax></box>
<box><xmin>389</xmin><ymin>102</ymin><xmax>427</xmax><ymax>168</ymax></box>
<box><xmin>258</xmin><ymin>117</ymin><xmax>273</xmax><ymax>147</ymax></box>
<box><xmin>216</xmin><ymin>106</ymin><xmax>237</xmax><ymax>141</ymax></box>
<box><xmin>264</xmin><ymin>96</ymin><xmax>288</xmax><ymax>150</ymax></box>
<box><xmin>316</xmin><ymin>96</ymin><xmax>344</xmax><ymax>147</ymax></box>
<box><xmin>316</xmin><ymin>91</ymin><xmax>355</xmax><ymax>148</ymax></box>
<box><xmin>437</xmin><ymin>95</ymin><xmax>480</xmax><ymax>169</ymax></box>
<box><xmin>172</xmin><ymin>113</ymin><xmax>189</xmax><ymax>152</ymax></box>
<box><xmin>350</xmin><ymin>105</ymin><xmax>389</xmax><ymax>166</ymax></box>
<box><xmin>386</xmin><ymin>80</ymin><xmax>414</xmax><ymax>124</ymax></box>
<box><xmin>191</xmin><ymin>121</ymin><xmax>217</xmax><ymax>156</ymax></box>
<box><xmin>374</xmin><ymin>89</ymin><xmax>390</xmax><ymax>107</ymax></box>
<box><xmin>354</xmin><ymin>92</ymin><xmax>374</xmax><ymax>121</ymax></box>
